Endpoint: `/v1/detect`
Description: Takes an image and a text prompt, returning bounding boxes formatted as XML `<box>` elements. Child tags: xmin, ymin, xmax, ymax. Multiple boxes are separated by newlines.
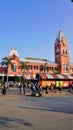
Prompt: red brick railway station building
<box><xmin>0</xmin><ymin>30</ymin><xmax>73</xmax><ymax>87</ymax></box>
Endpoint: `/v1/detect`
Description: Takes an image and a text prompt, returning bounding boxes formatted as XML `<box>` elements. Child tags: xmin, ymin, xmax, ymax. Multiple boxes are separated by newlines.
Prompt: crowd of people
<box><xmin>0</xmin><ymin>80</ymin><xmax>43</xmax><ymax>97</ymax></box>
<box><xmin>0</xmin><ymin>80</ymin><xmax>73</xmax><ymax>96</ymax></box>
<box><xmin>17</xmin><ymin>80</ymin><xmax>42</xmax><ymax>96</ymax></box>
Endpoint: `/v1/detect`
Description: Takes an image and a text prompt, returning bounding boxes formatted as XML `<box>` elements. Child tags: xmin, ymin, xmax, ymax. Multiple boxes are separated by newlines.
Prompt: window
<box><xmin>63</xmin><ymin>63</ymin><xmax>68</xmax><ymax>72</ymax></box>
<box><xmin>62</xmin><ymin>49</ymin><xmax>65</xmax><ymax>54</ymax></box>
<box><xmin>28</xmin><ymin>65</ymin><xmax>32</xmax><ymax>70</ymax></box>
<box><xmin>62</xmin><ymin>48</ymin><xmax>68</xmax><ymax>56</ymax></box>
<box><xmin>46</xmin><ymin>66</ymin><xmax>49</xmax><ymax>71</ymax></box>
<box><xmin>34</xmin><ymin>65</ymin><xmax>38</xmax><ymax>70</ymax></box>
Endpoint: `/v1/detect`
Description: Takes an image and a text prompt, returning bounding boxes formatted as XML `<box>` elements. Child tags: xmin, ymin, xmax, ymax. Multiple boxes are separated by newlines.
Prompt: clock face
<box><xmin>56</xmin><ymin>46</ymin><xmax>59</xmax><ymax>53</ymax></box>
<box><xmin>55</xmin><ymin>46</ymin><xmax>60</xmax><ymax>58</ymax></box>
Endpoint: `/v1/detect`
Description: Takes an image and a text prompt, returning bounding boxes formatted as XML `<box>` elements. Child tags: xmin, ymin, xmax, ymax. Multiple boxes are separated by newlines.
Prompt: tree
<box><xmin>40</xmin><ymin>63</ymin><xmax>48</xmax><ymax>73</ymax></box>
<box><xmin>19</xmin><ymin>61</ymin><xmax>29</xmax><ymax>80</ymax></box>
<box><xmin>20</xmin><ymin>61</ymin><xmax>28</xmax><ymax>72</ymax></box>
<box><xmin>0</xmin><ymin>57</ymin><xmax>14</xmax><ymax>87</ymax></box>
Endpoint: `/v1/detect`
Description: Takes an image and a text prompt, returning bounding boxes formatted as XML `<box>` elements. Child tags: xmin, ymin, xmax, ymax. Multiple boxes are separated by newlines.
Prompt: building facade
<box><xmin>0</xmin><ymin>30</ymin><xmax>73</xmax><ymax>79</ymax></box>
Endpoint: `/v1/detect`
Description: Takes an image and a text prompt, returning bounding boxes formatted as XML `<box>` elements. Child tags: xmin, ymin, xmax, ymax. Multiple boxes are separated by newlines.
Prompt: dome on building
<box><xmin>8</xmin><ymin>48</ymin><xmax>19</xmax><ymax>57</ymax></box>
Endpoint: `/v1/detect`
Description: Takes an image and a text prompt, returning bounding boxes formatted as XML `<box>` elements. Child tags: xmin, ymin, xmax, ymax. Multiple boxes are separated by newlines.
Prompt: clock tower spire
<box><xmin>54</xmin><ymin>30</ymin><xmax>70</xmax><ymax>74</ymax></box>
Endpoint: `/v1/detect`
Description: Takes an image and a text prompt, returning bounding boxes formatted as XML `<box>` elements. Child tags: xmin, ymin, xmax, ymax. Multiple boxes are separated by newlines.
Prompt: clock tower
<box><xmin>54</xmin><ymin>30</ymin><xmax>70</xmax><ymax>74</ymax></box>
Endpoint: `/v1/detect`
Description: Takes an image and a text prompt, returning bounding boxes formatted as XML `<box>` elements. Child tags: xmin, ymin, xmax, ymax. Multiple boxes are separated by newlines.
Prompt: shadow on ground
<box><xmin>18</xmin><ymin>105</ymin><xmax>73</xmax><ymax>115</ymax></box>
<box><xmin>0</xmin><ymin>117</ymin><xmax>34</xmax><ymax>128</ymax></box>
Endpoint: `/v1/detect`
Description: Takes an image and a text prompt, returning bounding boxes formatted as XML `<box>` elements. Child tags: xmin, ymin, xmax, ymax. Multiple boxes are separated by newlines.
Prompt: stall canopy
<box><xmin>23</xmin><ymin>73</ymin><xmax>73</xmax><ymax>81</ymax></box>
<box><xmin>35</xmin><ymin>73</ymin><xmax>73</xmax><ymax>81</ymax></box>
<box><xmin>46</xmin><ymin>74</ymin><xmax>73</xmax><ymax>80</ymax></box>
<box><xmin>23</xmin><ymin>74</ymin><xmax>36</xmax><ymax>80</ymax></box>
<box><xmin>23</xmin><ymin>73</ymin><xmax>47</xmax><ymax>80</ymax></box>
<box><xmin>36</xmin><ymin>73</ymin><xmax>47</xmax><ymax>80</ymax></box>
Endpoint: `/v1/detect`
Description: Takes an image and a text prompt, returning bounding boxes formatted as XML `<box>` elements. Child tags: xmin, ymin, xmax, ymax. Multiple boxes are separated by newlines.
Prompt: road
<box><xmin>0</xmin><ymin>88</ymin><xmax>73</xmax><ymax>130</ymax></box>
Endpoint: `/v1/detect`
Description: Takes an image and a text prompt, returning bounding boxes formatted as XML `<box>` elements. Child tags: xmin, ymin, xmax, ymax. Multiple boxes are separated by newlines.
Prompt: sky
<box><xmin>0</xmin><ymin>0</ymin><xmax>73</xmax><ymax>63</ymax></box>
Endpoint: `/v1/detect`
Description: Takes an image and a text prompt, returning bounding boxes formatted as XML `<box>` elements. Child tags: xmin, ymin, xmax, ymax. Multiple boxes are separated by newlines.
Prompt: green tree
<box><xmin>19</xmin><ymin>61</ymin><xmax>29</xmax><ymax>81</ymax></box>
<box><xmin>0</xmin><ymin>57</ymin><xmax>14</xmax><ymax>87</ymax></box>
<box><xmin>43</xmin><ymin>63</ymin><xmax>48</xmax><ymax>73</ymax></box>
<box><xmin>20</xmin><ymin>61</ymin><xmax>28</xmax><ymax>73</ymax></box>
<box><xmin>40</xmin><ymin>63</ymin><xmax>48</xmax><ymax>73</ymax></box>
<box><xmin>15</xmin><ymin>76</ymin><xmax>22</xmax><ymax>83</ymax></box>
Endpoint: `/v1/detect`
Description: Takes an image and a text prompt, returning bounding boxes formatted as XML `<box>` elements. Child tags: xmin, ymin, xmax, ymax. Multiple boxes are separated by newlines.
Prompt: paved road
<box><xmin>0</xmin><ymin>91</ymin><xmax>73</xmax><ymax>130</ymax></box>
<box><xmin>0</xmin><ymin>87</ymin><xmax>73</xmax><ymax>95</ymax></box>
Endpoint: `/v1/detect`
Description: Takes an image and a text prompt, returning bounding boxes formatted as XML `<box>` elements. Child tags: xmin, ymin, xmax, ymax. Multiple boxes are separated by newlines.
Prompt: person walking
<box><xmin>45</xmin><ymin>83</ymin><xmax>49</xmax><ymax>94</ymax></box>
<box><xmin>23</xmin><ymin>82</ymin><xmax>26</xmax><ymax>94</ymax></box>
<box><xmin>18</xmin><ymin>82</ymin><xmax>22</xmax><ymax>94</ymax></box>
<box><xmin>1</xmin><ymin>82</ymin><xmax>6</xmax><ymax>95</ymax></box>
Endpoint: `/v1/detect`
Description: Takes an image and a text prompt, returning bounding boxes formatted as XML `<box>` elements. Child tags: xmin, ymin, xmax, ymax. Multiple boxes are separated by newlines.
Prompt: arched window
<box><xmin>52</xmin><ymin>67</ymin><xmax>53</xmax><ymax>71</ymax></box>
<box><xmin>34</xmin><ymin>65</ymin><xmax>38</xmax><ymax>70</ymax></box>
<box><xmin>46</xmin><ymin>66</ymin><xmax>49</xmax><ymax>71</ymax></box>
<box><xmin>40</xmin><ymin>65</ymin><xmax>43</xmax><ymax>72</ymax></box>
<box><xmin>28</xmin><ymin>65</ymin><xmax>32</xmax><ymax>70</ymax></box>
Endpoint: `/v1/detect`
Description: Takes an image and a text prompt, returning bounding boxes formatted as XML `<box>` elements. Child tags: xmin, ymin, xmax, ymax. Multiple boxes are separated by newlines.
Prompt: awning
<box><xmin>23</xmin><ymin>74</ymin><xmax>36</xmax><ymax>80</ymax></box>
<box><xmin>36</xmin><ymin>73</ymin><xmax>73</xmax><ymax>80</ymax></box>
<box><xmin>46</xmin><ymin>74</ymin><xmax>58</xmax><ymax>79</ymax></box>
<box><xmin>46</xmin><ymin>74</ymin><xmax>73</xmax><ymax>80</ymax></box>
<box><xmin>23</xmin><ymin>73</ymin><xmax>73</xmax><ymax>80</ymax></box>
<box><xmin>38</xmin><ymin>73</ymin><xmax>47</xmax><ymax>79</ymax></box>
<box><xmin>0</xmin><ymin>67</ymin><xmax>5</xmax><ymax>72</ymax></box>
<box><xmin>65</xmin><ymin>74</ymin><xmax>73</xmax><ymax>79</ymax></box>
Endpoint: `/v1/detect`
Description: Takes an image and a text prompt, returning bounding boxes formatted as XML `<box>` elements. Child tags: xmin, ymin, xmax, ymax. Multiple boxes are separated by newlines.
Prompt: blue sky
<box><xmin>0</xmin><ymin>0</ymin><xmax>73</xmax><ymax>62</ymax></box>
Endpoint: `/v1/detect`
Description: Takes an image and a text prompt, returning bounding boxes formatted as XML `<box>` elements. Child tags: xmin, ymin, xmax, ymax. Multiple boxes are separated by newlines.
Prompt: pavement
<box><xmin>42</xmin><ymin>89</ymin><xmax>73</xmax><ymax>97</ymax></box>
<box><xmin>0</xmin><ymin>88</ymin><xmax>73</xmax><ymax>130</ymax></box>
<box><xmin>0</xmin><ymin>87</ymin><xmax>73</xmax><ymax>97</ymax></box>
<box><xmin>0</xmin><ymin>90</ymin><xmax>73</xmax><ymax>130</ymax></box>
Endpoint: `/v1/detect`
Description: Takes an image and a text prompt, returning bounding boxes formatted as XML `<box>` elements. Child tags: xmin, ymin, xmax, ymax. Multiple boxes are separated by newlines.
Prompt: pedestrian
<box><xmin>50</xmin><ymin>83</ymin><xmax>53</xmax><ymax>92</ymax></box>
<box><xmin>1</xmin><ymin>82</ymin><xmax>6</xmax><ymax>95</ymax></box>
<box><xmin>45</xmin><ymin>83</ymin><xmax>49</xmax><ymax>94</ymax></box>
<box><xmin>37</xmin><ymin>80</ymin><xmax>42</xmax><ymax>96</ymax></box>
<box><xmin>23</xmin><ymin>82</ymin><xmax>26</xmax><ymax>94</ymax></box>
<box><xmin>31</xmin><ymin>82</ymin><xmax>34</xmax><ymax>91</ymax></box>
<box><xmin>18</xmin><ymin>82</ymin><xmax>22</xmax><ymax>94</ymax></box>
<box><xmin>31</xmin><ymin>82</ymin><xmax>37</xmax><ymax>96</ymax></box>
